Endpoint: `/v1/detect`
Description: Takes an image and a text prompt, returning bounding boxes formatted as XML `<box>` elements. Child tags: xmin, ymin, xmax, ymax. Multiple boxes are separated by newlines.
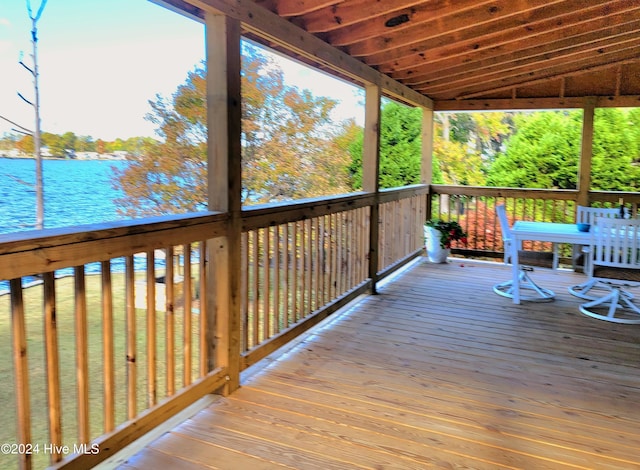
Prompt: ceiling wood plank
<box><xmin>348</xmin><ymin>0</ymin><xmax>572</xmax><ymax>59</ymax></box>
<box><xmin>366</xmin><ymin>0</ymin><xmax>629</xmax><ymax>69</ymax></box>
<box><xmin>323</xmin><ymin>0</ymin><xmax>494</xmax><ymax>45</ymax></box>
<box><xmin>434</xmin><ymin>96</ymin><xmax>640</xmax><ymax>111</ymax></box>
<box><xmin>262</xmin><ymin>0</ymin><xmax>344</xmax><ymax>17</ymax></box>
<box><xmin>451</xmin><ymin>52</ymin><xmax>640</xmax><ymax>100</ymax></box>
<box><xmin>298</xmin><ymin>0</ymin><xmax>427</xmax><ymax>34</ymax></box>
<box><xmin>412</xmin><ymin>32</ymin><xmax>640</xmax><ymax>93</ymax></box>
<box><xmin>393</xmin><ymin>15</ymin><xmax>640</xmax><ymax>83</ymax></box>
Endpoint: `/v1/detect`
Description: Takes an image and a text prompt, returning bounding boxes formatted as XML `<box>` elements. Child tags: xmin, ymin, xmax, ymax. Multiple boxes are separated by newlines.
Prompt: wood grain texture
<box><xmin>120</xmin><ymin>258</ymin><xmax>640</xmax><ymax>469</ymax></box>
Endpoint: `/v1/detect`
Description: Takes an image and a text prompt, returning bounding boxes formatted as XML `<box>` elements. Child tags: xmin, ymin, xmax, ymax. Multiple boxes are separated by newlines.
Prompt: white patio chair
<box><xmin>568</xmin><ymin>206</ymin><xmax>620</xmax><ymax>300</ymax></box>
<box><xmin>578</xmin><ymin>217</ymin><xmax>640</xmax><ymax>324</ymax></box>
<box><xmin>493</xmin><ymin>205</ymin><xmax>555</xmax><ymax>302</ymax></box>
<box><xmin>575</xmin><ymin>205</ymin><xmax>620</xmax><ymax>225</ymax></box>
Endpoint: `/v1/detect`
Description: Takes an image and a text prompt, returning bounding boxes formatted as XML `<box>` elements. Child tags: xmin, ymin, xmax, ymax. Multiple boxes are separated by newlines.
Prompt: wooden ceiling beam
<box><xmin>408</xmin><ymin>32</ymin><xmax>640</xmax><ymax>92</ymax></box>
<box><xmin>393</xmin><ymin>15</ymin><xmax>640</xmax><ymax>83</ymax></box>
<box><xmin>421</xmin><ymin>41</ymin><xmax>640</xmax><ymax>98</ymax></box>
<box><xmin>321</xmin><ymin>0</ymin><xmax>493</xmax><ymax>45</ymax></box>
<box><xmin>348</xmin><ymin>0</ymin><xmax>575</xmax><ymax>59</ymax></box>
<box><xmin>434</xmin><ymin>96</ymin><xmax>640</xmax><ymax>111</ymax></box>
<box><xmin>259</xmin><ymin>0</ymin><xmax>344</xmax><ymax>17</ymax></box>
<box><xmin>365</xmin><ymin>0</ymin><xmax>629</xmax><ymax>69</ymax></box>
<box><xmin>450</xmin><ymin>52</ymin><xmax>640</xmax><ymax>100</ymax></box>
<box><xmin>298</xmin><ymin>0</ymin><xmax>427</xmax><ymax>34</ymax></box>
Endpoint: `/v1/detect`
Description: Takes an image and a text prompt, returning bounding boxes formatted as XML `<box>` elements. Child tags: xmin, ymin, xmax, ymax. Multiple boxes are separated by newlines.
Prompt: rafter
<box><xmin>260</xmin><ymin>0</ymin><xmax>343</xmax><ymax>17</ymax></box>
<box><xmin>421</xmin><ymin>40</ymin><xmax>640</xmax><ymax>99</ymax></box>
<box><xmin>392</xmin><ymin>15</ymin><xmax>640</xmax><ymax>83</ymax></box>
<box><xmin>452</xmin><ymin>53</ymin><xmax>640</xmax><ymax>100</ymax></box>
<box><xmin>347</xmin><ymin>0</ymin><xmax>572</xmax><ymax>59</ymax></box>
<box><xmin>297</xmin><ymin>0</ymin><xmax>426</xmax><ymax>34</ymax></box>
<box><xmin>322</xmin><ymin>0</ymin><xmax>491</xmax><ymax>45</ymax></box>
<box><xmin>404</xmin><ymin>26</ymin><xmax>640</xmax><ymax>90</ymax></box>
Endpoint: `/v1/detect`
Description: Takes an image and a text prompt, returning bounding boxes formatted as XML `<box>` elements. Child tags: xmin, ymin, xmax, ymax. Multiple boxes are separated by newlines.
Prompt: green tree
<box><xmin>487</xmin><ymin>111</ymin><xmax>582</xmax><ymax>188</ymax></box>
<box><xmin>590</xmin><ymin>108</ymin><xmax>640</xmax><ymax>191</ymax></box>
<box><xmin>487</xmin><ymin>109</ymin><xmax>640</xmax><ymax>191</ymax></box>
<box><xmin>348</xmin><ymin>101</ymin><xmax>442</xmax><ymax>189</ymax></box>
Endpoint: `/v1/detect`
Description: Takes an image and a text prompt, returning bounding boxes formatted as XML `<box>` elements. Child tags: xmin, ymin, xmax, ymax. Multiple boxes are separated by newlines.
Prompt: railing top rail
<box><xmin>430</xmin><ymin>185</ymin><xmax>579</xmax><ymax>199</ymax></box>
<box><xmin>241</xmin><ymin>185</ymin><xmax>428</xmax><ymax>230</ymax></box>
<box><xmin>0</xmin><ymin>211</ymin><xmax>227</xmax><ymax>280</ymax></box>
<box><xmin>430</xmin><ymin>185</ymin><xmax>640</xmax><ymax>204</ymax></box>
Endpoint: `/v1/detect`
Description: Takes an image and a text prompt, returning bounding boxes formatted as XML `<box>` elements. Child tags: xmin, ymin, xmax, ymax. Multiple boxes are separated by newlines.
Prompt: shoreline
<box><xmin>0</xmin><ymin>154</ymin><xmax>127</xmax><ymax>162</ymax></box>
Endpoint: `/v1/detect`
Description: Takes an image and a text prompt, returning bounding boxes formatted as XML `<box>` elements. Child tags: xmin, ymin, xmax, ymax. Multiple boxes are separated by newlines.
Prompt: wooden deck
<box><xmin>115</xmin><ymin>258</ymin><xmax>640</xmax><ymax>469</ymax></box>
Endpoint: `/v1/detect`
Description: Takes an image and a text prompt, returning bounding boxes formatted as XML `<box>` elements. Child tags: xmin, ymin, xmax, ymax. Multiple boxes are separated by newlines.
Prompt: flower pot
<box><xmin>424</xmin><ymin>226</ymin><xmax>450</xmax><ymax>263</ymax></box>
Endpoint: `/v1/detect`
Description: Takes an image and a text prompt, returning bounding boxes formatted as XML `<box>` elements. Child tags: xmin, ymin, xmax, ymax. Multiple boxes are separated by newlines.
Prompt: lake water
<box><xmin>0</xmin><ymin>157</ymin><xmax>134</xmax><ymax>289</ymax></box>
<box><xmin>0</xmin><ymin>157</ymin><xmax>127</xmax><ymax>234</ymax></box>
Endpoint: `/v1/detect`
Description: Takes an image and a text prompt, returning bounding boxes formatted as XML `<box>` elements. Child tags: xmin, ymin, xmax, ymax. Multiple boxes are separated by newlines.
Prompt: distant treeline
<box><xmin>0</xmin><ymin>132</ymin><xmax>159</xmax><ymax>158</ymax></box>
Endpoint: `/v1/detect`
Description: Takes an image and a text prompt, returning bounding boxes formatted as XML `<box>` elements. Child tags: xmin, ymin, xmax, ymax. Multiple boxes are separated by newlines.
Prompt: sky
<box><xmin>0</xmin><ymin>0</ymin><xmax>363</xmax><ymax>141</ymax></box>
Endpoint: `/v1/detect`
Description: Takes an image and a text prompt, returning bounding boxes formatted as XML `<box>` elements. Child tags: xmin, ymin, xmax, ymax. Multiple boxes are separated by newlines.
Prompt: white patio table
<box><xmin>510</xmin><ymin>221</ymin><xmax>591</xmax><ymax>304</ymax></box>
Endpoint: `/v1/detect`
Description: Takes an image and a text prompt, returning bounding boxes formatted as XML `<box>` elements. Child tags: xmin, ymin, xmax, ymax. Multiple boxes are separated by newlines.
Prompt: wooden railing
<box><xmin>239</xmin><ymin>185</ymin><xmax>426</xmax><ymax>368</ymax></box>
<box><xmin>429</xmin><ymin>185</ymin><xmax>640</xmax><ymax>262</ymax></box>
<box><xmin>0</xmin><ymin>214</ymin><xmax>230</xmax><ymax>470</ymax></box>
<box><xmin>0</xmin><ymin>185</ymin><xmax>427</xmax><ymax>470</ymax></box>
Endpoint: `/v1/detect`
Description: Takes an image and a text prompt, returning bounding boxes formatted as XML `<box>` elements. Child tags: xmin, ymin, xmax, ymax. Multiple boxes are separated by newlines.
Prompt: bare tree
<box><xmin>16</xmin><ymin>0</ymin><xmax>48</xmax><ymax>229</ymax></box>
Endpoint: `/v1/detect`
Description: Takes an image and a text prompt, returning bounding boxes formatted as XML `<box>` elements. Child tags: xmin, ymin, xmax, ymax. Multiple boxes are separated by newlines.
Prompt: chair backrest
<box><xmin>495</xmin><ymin>204</ymin><xmax>511</xmax><ymax>241</ymax></box>
<box><xmin>576</xmin><ymin>206</ymin><xmax>619</xmax><ymax>225</ymax></box>
<box><xmin>590</xmin><ymin>216</ymin><xmax>640</xmax><ymax>280</ymax></box>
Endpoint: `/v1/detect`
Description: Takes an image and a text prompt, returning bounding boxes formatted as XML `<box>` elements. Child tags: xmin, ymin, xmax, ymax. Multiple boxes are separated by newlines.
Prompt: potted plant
<box><xmin>424</xmin><ymin>219</ymin><xmax>468</xmax><ymax>263</ymax></box>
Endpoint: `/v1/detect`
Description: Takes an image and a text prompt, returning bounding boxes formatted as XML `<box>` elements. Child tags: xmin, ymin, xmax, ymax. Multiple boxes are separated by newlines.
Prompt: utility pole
<box><xmin>18</xmin><ymin>0</ymin><xmax>47</xmax><ymax>229</ymax></box>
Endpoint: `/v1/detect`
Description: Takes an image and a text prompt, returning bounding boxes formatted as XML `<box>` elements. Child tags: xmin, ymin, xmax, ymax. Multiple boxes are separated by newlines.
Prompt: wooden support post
<box><xmin>363</xmin><ymin>84</ymin><xmax>381</xmax><ymax>294</ymax></box>
<box><xmin>205</xmin><ymin>11</ymin><xmax>242</xmax><ymax>394</ymax></box>
<box><xmin>577</xmin><ymin>97</ymin><xmax>596</xmax><ymax>208</ymax></box>
<box><xmin>422</xmin><ymin>107</ymin><xmax>435</xmax><ymax>222</ymax></box>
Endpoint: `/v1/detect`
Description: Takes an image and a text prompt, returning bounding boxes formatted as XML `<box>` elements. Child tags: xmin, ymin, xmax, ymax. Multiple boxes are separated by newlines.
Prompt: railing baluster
<box><xmin>43</xmin><ymin>271</ymin><xmax>63</xmax><ymax>464</ymax></box>
<box><xmin>240</xmin><ymin>233</ymin><xmax>249</xmax><ymax>351</ymax></box>
<box><xmin>291</xmin><ymin>222</ymin><xmax>299</xmax><ymax>324</ymax></box>
<box><xmin>74</xmin><ymin>266</ymin><xmax>90</xmax><ymax>443</ymax></box>
<box><xmin>282</xmin><ymin>223</ymin><xmax>290</xmax><ymax>329</ymax></box>
<box><xmin>125</xmin><ymin>255</ymin><xmax>136</xmax><ymax>420</ymax></box>
<box><xmin>301</xmin><ymin>221</ymin><xmax>307</xmax><ymax>316</ymax></box>
<box><xmin>313</xmin><ymin>217</ymin><xmax>320</xmax><ymax>310</ymax></box>
<box><xmin>183</xmin><ymin>244</ymin><xmax>192</xmax><ymax>386</ymax></box>
<box><xmin>251</xmin><ymin>229</ymin><xmax>259</xmax><ymax>347</ymax></box>
<box><xmin>199</xmin><ymin>241</ymin><xmax>208</xmax><ymax>376</ymax></box>
<box><xmin>273</xmin><ymin>225</ymin><xmax>281</xmax><ymax>332</ymax></box>
<box><xmin>146</xmin><ymin>250</ymin><xmax>157</xmax><ymax>406</ymax></box>
<box><xmin>10</xmin><ymin>278</ymin><xmax>32</xmax><ymax>470</ymax></box>
<box><xmin>165</xmin><ymin>247</ymin><xmax>175</xmax><ymax>396</ymax></box>
<box><xmin>306</xmin><ymin>219</ymin><xmax>312</xmax><ymax>313</ymax></box>
<box><xmin>101</xmin><ymin>261</ymin><xmax>115</xmax><ymax>433</ymax></box>
<box><xmin>262</xmin><ymin>227</ymin><xmax>270</xmax><ymax>341</ymax></box>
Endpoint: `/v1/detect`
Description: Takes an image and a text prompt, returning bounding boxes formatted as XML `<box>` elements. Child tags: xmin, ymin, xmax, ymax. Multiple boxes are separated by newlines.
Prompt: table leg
<box><xmin>511</xmin><ymin>243</ymin><xmax>520</xmax><ymax>304</ymax></box>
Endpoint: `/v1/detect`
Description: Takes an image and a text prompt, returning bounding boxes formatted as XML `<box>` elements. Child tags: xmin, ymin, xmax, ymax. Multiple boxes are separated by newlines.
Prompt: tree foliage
<box><xmin>241</xmin><ymin>45</ymin><xmax>351</xmax><ymax>203</ymax></box>
<box><xmin>487</xmin><ymin>109</ymin><xmax>640</xmax><ymax>190</ymax></box>
<box><xmin>113</xmin><ymin>43</ymin><xmax>353</xmax><ymax>217</ymax></box>
<box><xmin>348</xmin><ymin>101</ymin><xmax>441</xmax><ymax>189</ymax></box>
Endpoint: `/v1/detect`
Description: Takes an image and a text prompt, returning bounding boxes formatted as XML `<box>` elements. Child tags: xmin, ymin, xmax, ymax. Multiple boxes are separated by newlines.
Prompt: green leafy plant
<box><xmin>425</xmin><ymin>219</ymin><xmax>468</xmax><ymax>249</ymax></box>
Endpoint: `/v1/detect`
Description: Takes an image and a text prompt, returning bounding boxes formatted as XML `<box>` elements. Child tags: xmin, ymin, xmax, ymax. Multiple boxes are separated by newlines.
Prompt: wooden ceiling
<box><xmin>164</xmin><ymin>0</ymin><xmax>640</xmax><ymax>110</ymax></box>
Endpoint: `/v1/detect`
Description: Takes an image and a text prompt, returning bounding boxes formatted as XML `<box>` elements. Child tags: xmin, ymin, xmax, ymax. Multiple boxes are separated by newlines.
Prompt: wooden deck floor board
<box><xmin>119</xmin><ymin>259</ymin><xmax>640</xmax><ymax>469</ymax></box>
<box><xmin>254</xmin><ymin>373</ymin><xmax>640</xmax><ymax>458</ymax></box>
<box><xmin>231</xmin><ymin>380</ymin><xmax>636</xmax><ymax>469</ymax></box>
